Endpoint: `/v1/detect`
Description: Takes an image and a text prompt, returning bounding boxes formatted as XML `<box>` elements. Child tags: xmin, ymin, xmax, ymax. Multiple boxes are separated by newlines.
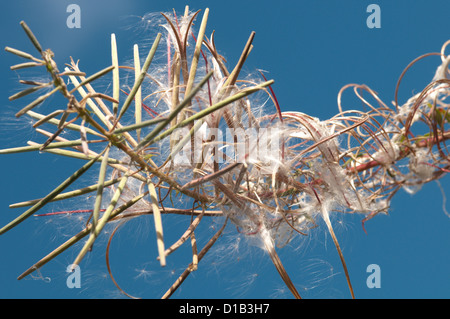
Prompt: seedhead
<box><xmin>2</xmin><ymin>7</ymin><xmax>449</xmax><ymax>298</ymax></box>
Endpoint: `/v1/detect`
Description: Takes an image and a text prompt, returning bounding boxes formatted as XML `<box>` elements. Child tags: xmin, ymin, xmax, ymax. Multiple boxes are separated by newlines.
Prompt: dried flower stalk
<box><xmin>1</xmin><ymin>7</ymin><xmax>449</xmax><ymax>299</ymax></box>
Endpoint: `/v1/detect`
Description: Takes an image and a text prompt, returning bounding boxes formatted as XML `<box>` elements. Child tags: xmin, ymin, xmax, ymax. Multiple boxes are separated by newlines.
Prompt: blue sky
<box><xmin>0</xmin><ymin>0</ymin><xmax>449</xmax><ymax>299</ymax></box>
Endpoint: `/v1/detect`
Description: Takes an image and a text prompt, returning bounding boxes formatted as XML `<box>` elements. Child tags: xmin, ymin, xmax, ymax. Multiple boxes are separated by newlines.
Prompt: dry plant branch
<box><xmin>1</xmin><ymin>6</ymin><xmax>449</xmax><ymax>299</ymax></box>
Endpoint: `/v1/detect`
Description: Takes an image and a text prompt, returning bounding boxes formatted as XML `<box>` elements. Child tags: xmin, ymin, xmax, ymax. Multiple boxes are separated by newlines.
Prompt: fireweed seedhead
<box><xmin>1</xmin><ymin>7</ymin><xmax>449</xmax><ymax>298</ymax></box>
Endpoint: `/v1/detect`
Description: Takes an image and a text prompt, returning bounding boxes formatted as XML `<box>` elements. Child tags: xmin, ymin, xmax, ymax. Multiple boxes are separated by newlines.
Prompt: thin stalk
<box><xmin>179</xmin><ymin>8</ymin><xmax>209</xmax><ymax>120</ymax></box>
<box><xmin>223</xmin><ymin>31</ymin><xmax>255</xmax><ymax>90</ymax></box>
<box><xmin>67</xmin><ymin>69</ymin><xmax>110</xmax><ymax>128</ymax></box>
<box><xmin>162</xmin><ymin>218</ymin><xmax>228</xmax><ymax>299</ymax></box>
<box><xmin>135</xmin><ymin>70</ymin><xmax>213</xmax><ymax>151</ymax></box>
<box><xmin>26</xmin><ymin>110</ymin><xmax>104</xmax><ymax>137</ymax></box>
<box><xmin>17</xmin><ymin>191</ymin><xmax>147</xmax><ymax>280</ymax></box>
<box><xmin>10</xmin><ymin>62</ymin><xmax>43</xmax><ymax>70</ymax></box>
<box><xmin>117</xmin><ymin>33</ymin><xmax>162</xmax><ymax>122</ymax></box>
<box><xmin>26</xmin><ymin>142</ymin><xmax>122</xmax><ymax>164</ymax></box>
<box><xmin>68</xmin><ymin>65</ymin><xmax>115</xmax><ymax>95</ymax></box>
<box><xmin>32</xmin><ymin>109</ymin><xmax>65</xmax><ymax>128</ymax></box>
<box><xmin>160</xmin><ymin>210</ymin><xmax>204</xmax><ymax>258</ymax></box>
<box><xmin>170</xmin><ymin>52</ymin><xmax>181</xmax><ymax>129</ymax></box>
<box><xmin>105</xmin><ymin>220</ymin><xmax>140</xmax><ymax>299</ymax></box>
<box><xmin>147</xmin><ymin>179</ymin><xmax>166</xmax><ymax>267</ymax></box>
<box><xmin>133</xmin><ymin>44</ymin><xmax>142</xmax><ymax>141</ymax></box>
<box><xmin>181</xmin><ymin>162</ymin><xmax>242</xmax><ymax>190</ymax></box>
<box><xmin>71</xmin><ymin>174</ymin><xmax>129</xmax><ymax>268</ymax></box>
<box><xmin>9</xmin><ymin>178</ymin><xmax>121</xmax><ymax>209</ymax></box>
<box><xmin>68</xmin><ymin>75</ymin><xmax>140</xmax><ymax>150</ymax></box>
<box><xmin>321</xmin><ymin>206</ymin><xmax>355</xmax><ymax>299</ymax></box>
<box><xmin>152</xmin><ymin>80</ymin><xmax>274</xmax><ymax>145</ymax></box>
<box><xmin>0</xmin><ymin>153</ymin><xmax>101</xmax><ymax>235</ymax></box>
<box><xmin>112</xmin><ymin>116</ymin><xmax>168</xmax><ymax>134</ymax></box>
<box><xmin>111</xmin><ymin>34</ymin><xmax>120</xmax><ymax>115</ymax></box>
<box><xmin>20</xmin><ymin>21</ymin><xmax>43</xmax><ymax>54</ymax></box>
<box><xmin>5</xmin><ymin>46</ymin><xmax>43</xmax><ymax>62</ymax></box>
<box><xmin>169</xmin><ymin>119</ymin><xmax>204</xmax><ymax>161</ymax></box>
<box><xmin>92</xmin><ymin>144</ymin><xmax>111</xmax><ymax>231</ymax></box>
<box><xmin>260</xmin><ymin>226</ymin><xmax>301</xmax><ymax>299</ymax></box>
<box><xmin>15</xmin><ymin>86</ymin><xmax>60</xmax><ymax>118</ymax></box>
<box><xmin>0</xmin><ymin>140</ymin><xmax>101</xmax><ymax>154</ymax></box>
<box><xmin>189</xmin><ymin>232</ymin><xmax>198</xmax><ymax>271</ymax></box>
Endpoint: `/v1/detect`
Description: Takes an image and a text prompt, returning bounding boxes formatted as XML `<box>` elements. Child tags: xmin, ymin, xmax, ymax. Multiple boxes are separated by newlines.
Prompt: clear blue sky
<box><xmin>0</xmin><ymin>0</ymin><xmax>449</xmax><ymax>299</ymax></box>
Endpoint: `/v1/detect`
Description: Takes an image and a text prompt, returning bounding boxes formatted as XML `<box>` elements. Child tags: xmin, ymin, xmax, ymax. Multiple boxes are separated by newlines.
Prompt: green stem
<box><xmin>0</xmin><ymin>154</ymin><xmax>101</xmax><ymax>235</ymax></box>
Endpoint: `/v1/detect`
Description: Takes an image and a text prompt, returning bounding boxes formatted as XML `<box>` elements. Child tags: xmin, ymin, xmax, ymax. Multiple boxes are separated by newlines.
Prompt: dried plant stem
<box><xmin>260</xmin><ymin>227</ymin><xmax>301</xmax><ymax>299</ymax></box>
<box><xmin>69</xmin><ymin>65</ymin><xmax>116</xmax><ymax>95</ymax></box>
<box><xmin>135</xmin><ymin>70</ymin><xmax>214</xmax><ymax>151</ymax></box>
<box><xmin>162</xmin><ymin>218</ymin><xmax>228</xmax><ymax>299</ymax></box>
<box><xmin>147</xmin><ymin>179</ymin><xmax>166</xmax><ymax>266</ymax></box>
<box><xmin>5</xmin><ymin>46</ymin><xmax>43</xmax><ymax>62</ymax></box>
<box><xmin>133</xmin><ymin>44</ymin><xmax>143</xmax><ymax>141</ymax></box>
<box><xmin>105</xmin><ymin>220</ymin><xmax>140</xmax><ymax>299</ymax></box>
<box><xmin>3</xmin><ymin>10</ymin><xmax>449</xmax><ymax>299</ymax></box>
<box><xmin>17</xmin><ymin>191</ymin><xmax>148</xmax><ymax>280</ymax></box>
<box><xmin>152</xmin><ymin>79</ymin><xmax>274</xmax><ymax>145</ymax></box>
<box><xmin>321</xmin><ymin>206</ymin><xmax>355</xmax><ymax>299</ymax></box>
<box><xmin>72</xmin><ymin>174</ymin><xmax>129</xmax><ymax>268</ymax></box>
<box><xmin>111</xmin><ymin>34</ymin><xmax>120</xmax><ymax>115</ymax></box>
<box><xmin>180</xmin><ymin>8</ymin><xmax>209</xmax><ymax>120</ymax></box>
<box><xmin>8</xmin><ymin>82</ymin><xmax>51</xmax><ymax>101</ymax></box>
<box><xmin>0</xmin><ymin>140</ymin><xmax>101</xmax><ymax>154</ymax></box>
<box><xmin>27</xmin><ymin>110</ymin><xmax>104</xmax><ymax>137</ymax></box>
<box><xmin>0</xmin><ymin>154</ymin><xmax>101</xmax><ymax>235</ymax></box>
<box><xmin>117</xmin><ymin>33</ymin><xmax>162</xmax><ymax>122</ymax></box>
<box><xmin>160</xmin><ymin>210</ymin><xmax>205</xmax><ymax>258</ymax></box>
<box><xmin>9</xmin><ymin>177</ymin><xmax>122</xmax><ymax>209</ymax></box>
<box><xmin>15</xmin><ymin>86</ymin><xmax>60</xmax><ymax>118</ymax></box>
<box><xmin>92</xmin><ymin>144</ymin><xmax>111</xmax><ymax>230</ymax></box>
